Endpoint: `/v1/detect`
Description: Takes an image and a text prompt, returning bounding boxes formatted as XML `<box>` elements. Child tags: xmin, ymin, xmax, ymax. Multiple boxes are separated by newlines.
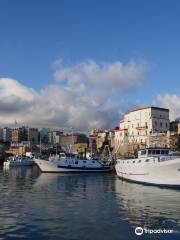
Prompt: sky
<box><xmin>0</xmin><ymin>0</ymin><xmax>180</xmax><ymax>130</ymax></box>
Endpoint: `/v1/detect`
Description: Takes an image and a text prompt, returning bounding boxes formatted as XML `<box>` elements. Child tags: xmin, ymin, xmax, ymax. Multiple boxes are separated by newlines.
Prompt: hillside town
<box><xmin>0</xmin><ymin>106</ymin><xmax>180</xmax><ymax>161</ymax></box>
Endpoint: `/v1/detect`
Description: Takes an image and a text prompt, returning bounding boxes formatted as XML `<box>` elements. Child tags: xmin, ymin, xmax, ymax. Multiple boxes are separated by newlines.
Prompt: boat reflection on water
<box><xmin>3</xmin><ymin>165</ymin><xmax>39</xmax><ymax>179</ymax></box>
<box><xmin>114</xmin><ymin>178</ymin><xmax>180</xmax><ymax>232</ymax></box>
<box><xmin>34</xmin><ymin>172</ymin><xmax>114</xmax><ymax>195</ymax></box>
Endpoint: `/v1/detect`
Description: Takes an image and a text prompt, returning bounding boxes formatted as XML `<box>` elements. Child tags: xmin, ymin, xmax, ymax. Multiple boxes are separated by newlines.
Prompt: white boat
<box><xmin>115</xmin><ymin>147</ymin><xmax>180</xmax><ymax>187</ymax></box>
<box><xmin>34</xmin><ymin>153</ymin><xmax>112</xmax><ymax>173</ymax></box>
<box><xmin>3</xmin><ymin>156</ymin><xmax>34</xmax><ymax>167</ymax></box>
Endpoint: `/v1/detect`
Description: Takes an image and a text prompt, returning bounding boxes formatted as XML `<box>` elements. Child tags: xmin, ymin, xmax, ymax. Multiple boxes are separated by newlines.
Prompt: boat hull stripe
<box><xmin>57</xmin><ymin>165</ymin><xmax>111</xmax><ymax>170</ymax></box>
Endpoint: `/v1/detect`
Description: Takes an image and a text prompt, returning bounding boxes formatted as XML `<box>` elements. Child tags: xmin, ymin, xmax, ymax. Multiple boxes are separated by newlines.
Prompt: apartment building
<box><xmin>27</xmin><ymin>128</ymin><xmax>39</xmax><ymax>145</ymax></box>
<box><xmin>11</xmin><ymin>127</ymin><xmax>38</xmax><ymax>146</ymax></box>
<box><xmin>3</xmin><ymin>127</ymin><xmax>12</xmax><ymax>142</ymax></box>
<box><xmin>11</xmin><ymin>127</ymin><xmax>27</xmax><ymax>143</ymax></box>
<box><xmin>60</xmin><ymin>133</ymin><xmax>88</xmax><ymax>152</ymax></box>
<box><xmin>48</xmin><ymin>130</ymin><xmax>63</xmax><ymax>145</ymax></box>
<box><xmin>115</xmin><ymin>106</ymin><xmax>170</xmax><ymax>148</ymax></box>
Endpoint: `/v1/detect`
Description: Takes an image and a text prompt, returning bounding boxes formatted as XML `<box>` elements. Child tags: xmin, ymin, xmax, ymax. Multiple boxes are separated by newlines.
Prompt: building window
<box><xmin>155</xmin><ymin>121</ymin><xmax>157</xmax><ymax>126</ymax></box>
<box><xmin>160</xmin><ymin>122</ymin><xmax>162</xmax><ymax>128</ymax></box>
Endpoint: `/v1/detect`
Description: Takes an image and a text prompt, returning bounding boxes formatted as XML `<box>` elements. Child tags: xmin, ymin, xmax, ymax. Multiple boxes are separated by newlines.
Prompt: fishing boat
<box><xmin>115</xmin><ymin>147</ymin><xmax>180</xmax><ymax>187</ymax></box>
<box><xmin>3</xmin><ymin>156</ymin><xmax>33</xmax><ymax>167</ymax></box>
<box><xmin>34</xmin><ymin>153</ymin><xmax>112</xmax><ymax>173</ymax></box>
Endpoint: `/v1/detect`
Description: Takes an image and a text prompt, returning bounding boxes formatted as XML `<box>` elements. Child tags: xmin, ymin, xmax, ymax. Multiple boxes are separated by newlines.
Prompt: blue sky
<box><xmin>0</xmin><ymin>0</ymin><xmax>180</xmax><ymax>128</ymax></box>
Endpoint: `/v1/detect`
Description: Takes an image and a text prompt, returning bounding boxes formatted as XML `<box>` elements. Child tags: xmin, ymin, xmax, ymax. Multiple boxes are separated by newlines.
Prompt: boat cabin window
<box><xmin>138</xmin><ymin>160</ymin><xmax>141</xmax><ymax>163</ymax></box>
<box><xmin>155</xmin><ymin>150</ymin><xmax>160</xmax><ymax>154</ymax></box>
<box><xmin>152</xmin><ymin>150</ymin><xmax>156</xmax><ymax>155</ymax></box>
<box><xmin>148</xmin><ymin>149</ymin><xmax>161</xmax><ymax>155</ymax></box>
<box><xmin>141</xmin><ymin>150</ymin><xmax>146</xmax><ymax>155</ymax></box>
<box><xmin>83</xmin><ymin>160</ymin><xmax>86</xmax><ymax>163</ymax></box>
<box><xmin>145</xmin><ymin>159</ymin><xmax>150</xmax><ymax>162</ymax></box>
<box><xmin>161</xmin><ymin>150</ymin><xmax>169</xmax><ymax>155</ymax></box>
<box><xmin>75</xmin><ymin>161</ymin><xmax>78</xmax><ymax>164</ymax></box>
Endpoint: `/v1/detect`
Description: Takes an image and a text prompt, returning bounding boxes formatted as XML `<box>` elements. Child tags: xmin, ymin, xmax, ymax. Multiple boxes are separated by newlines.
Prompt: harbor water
<box><xmin>0</xmin><ymin>166</ymin><xmax>179</xmax><ymax>240</ymax></box>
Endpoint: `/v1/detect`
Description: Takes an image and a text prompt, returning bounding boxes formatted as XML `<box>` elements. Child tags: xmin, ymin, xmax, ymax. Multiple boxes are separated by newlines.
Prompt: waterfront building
<box><xmin>0</xmin><ymin>129</ymin><xmax>3</xmax><ymax>142</ymax></box>
<box><xmin>74</xmin><ymin>143</ymin><xmax>88</xmax><ymax>154</ymax></box>
<box><xmin>6</xmin><ymin>145</ymin><xmax>30</xmax><ymax>156</ymax></box>
<box><xmin>60</xmin><ymin>133</ymin><xmax>88</xmax><ymax>152</ymax></box>
<box><xmin>89</xmin><ymin>129</ymin><xmax>100</xmax><ymax>153</ymax></box>
<box><xmin>39</xmin><ymin>128</ymin><xmax>50</xmax><ymax>144</ymax></box>
<box><xmin>170</xmin><ymin>120</ymin><xmax>180</xmax><ymax>134</ymax></box>
<box><xmin>27</xmin><ymin>128</ymin><xmax>39</xmax><ymax>145</ymax></box>
<box><xmin>11</xmin><ymin>126</ymin><xmax>28</xmax><ymax>143</ymax></box>
<box><xmin>89</xmin><ymin>129</ymin><xmax>114</xmax><ymax>154</ymax></box>
<box><xmin>96</xmin><ymin>132</ymin><xmax>107</xmax><ymax>149</ymax></box>
<box><xmin>48</xmin><ymin>130</ymin><xmax>63</xmax><ymax>145</ymax></box>
<box><xmin>3</xmin><ymin>127</ymin><xmax>12</xmax><ymax>142</ymax></box>
<box><xmin>114</xmin><ymin>107</ymin><xmax>170</xmax><ymax>155</ymax></box>
<box><xmin>107</xmin><ymin>128</ymin><xmax>118</xmax><ymax>150</ymax></box>
<box><xmin>11</xmin><ymin>126</ymin><xmax>38</xmax><ymax>147</ymax></box>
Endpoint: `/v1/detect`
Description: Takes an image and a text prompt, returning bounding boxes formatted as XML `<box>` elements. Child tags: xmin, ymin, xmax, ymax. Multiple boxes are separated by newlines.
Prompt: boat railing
<box><xmin>116</xmin><ymin>154</ymin><xmax>179</xmax><ymax>164</ymax></box>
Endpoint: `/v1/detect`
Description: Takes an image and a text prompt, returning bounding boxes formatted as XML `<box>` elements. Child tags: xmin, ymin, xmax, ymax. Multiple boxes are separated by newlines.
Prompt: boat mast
<box><xmin>71</xmin><ymin>127</ymin><xmax>74</xmax><ymax>154</ymax></box>
<box><xmin>40</xmin><ymin>131</ymin><xmax>42</xmax><ymax>155</ymax></box>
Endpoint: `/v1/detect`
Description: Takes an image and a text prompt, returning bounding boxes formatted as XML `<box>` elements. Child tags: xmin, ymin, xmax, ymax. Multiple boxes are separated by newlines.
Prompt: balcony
<box><xmin>136</xmin><ymin>125</ymin><xmax>148</xmax><ymax>130</ymax></box>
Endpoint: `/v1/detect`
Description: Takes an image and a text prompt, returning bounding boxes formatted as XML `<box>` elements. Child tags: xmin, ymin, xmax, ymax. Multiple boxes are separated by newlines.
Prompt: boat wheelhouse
<box><xmin>138</xmin><ymin>147</ymin><xmax>170</xmax><ymax>158</ymax></box>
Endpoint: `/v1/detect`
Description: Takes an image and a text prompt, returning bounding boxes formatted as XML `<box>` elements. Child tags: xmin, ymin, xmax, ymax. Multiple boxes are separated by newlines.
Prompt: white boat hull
<box><xmin>34</xmin><ymin>158</ymin><xmax>112</xmax><ymax>173</ymax></box>
<box><xmin>115</xmin><ymin>158</ymin><xmax>180</xmax><ymax>187</ymax></box>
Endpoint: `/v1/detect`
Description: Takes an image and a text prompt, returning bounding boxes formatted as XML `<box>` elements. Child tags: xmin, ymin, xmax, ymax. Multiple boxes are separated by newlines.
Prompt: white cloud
<box><xmin>0</xmin><ymin>59</ymin><xmax>147</xmax><ymax>130</ymax></box>
<box><xmin>54</xmin><ymin>59</ymin><xmax>147</xmax><ymax>100</ymax></box>
<box><xmin>157</xmin><ymin>94</ymin><xmax>180</xmax><ymax>121</ymax></box>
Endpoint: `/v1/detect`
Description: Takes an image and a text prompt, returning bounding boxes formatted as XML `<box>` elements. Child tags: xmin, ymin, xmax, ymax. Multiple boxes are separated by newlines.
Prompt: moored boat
<box><xmin>115</xmin><ymin>147</ymin><xmax>180</xmax><ymax>187</ymax></box>
<box><xmin>34</xmin><ymin>153</ymin><xmax>112</xmax><ymax>173</ymax></box>
<box><xmin>3</xmin><ymin>156</ymin><xmax>34</xmax><ymax>167</ymax></box>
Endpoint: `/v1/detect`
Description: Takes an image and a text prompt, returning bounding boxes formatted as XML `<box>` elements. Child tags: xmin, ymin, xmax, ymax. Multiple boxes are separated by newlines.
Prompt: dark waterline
<box><xmin>0</xmin><ymin>166</ymin><xmax>179</xmax><ymax>240</ymax></box>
